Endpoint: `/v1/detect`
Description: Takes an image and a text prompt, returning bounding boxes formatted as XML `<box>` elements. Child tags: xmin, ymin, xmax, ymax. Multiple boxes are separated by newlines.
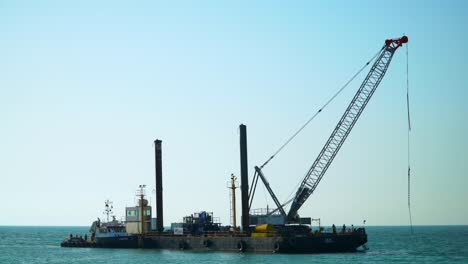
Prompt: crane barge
<box><xmin>61</xmin><ymin>36</ymin><xmax>408</xmax><ymax>253</ymax></box>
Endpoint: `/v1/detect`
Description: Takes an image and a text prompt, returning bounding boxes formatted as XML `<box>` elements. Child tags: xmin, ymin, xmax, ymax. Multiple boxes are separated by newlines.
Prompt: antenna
<box><xmin>103</xmin><ymin>199</ymin><xmax>114</xmax><ymax>223</ymax></box>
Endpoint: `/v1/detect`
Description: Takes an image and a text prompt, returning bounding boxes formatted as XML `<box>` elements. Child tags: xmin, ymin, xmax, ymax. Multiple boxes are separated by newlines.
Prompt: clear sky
<box><xmin>1</xmin><ymin>0</ymin><xmax>467</xmax><ymax>226</ymax></box>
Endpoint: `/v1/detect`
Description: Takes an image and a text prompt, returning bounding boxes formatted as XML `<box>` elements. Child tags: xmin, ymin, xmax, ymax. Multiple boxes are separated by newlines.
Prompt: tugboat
<box><xmin>89</xmin><ymin>200</ymin><xmax>138</xmax><ymax>248</ymax></box>
<box><xmin>61</xmin><ymin>200</ymin><xmax>138</xmax><ymax>248</ymax></box>
<box><xmin>88</xmin><ymin>218</ymin><xmax>138</xmax><ymax>248</ymax></box>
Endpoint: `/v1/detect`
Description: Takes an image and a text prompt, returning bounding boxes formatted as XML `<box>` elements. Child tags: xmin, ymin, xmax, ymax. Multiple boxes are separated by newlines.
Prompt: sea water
<box><xmin>0</xmin><ymin>226</ymin><xmax>467</xmax><ymax>263</ymax></box>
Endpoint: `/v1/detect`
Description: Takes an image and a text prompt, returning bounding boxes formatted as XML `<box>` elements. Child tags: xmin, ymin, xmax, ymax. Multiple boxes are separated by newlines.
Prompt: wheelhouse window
<box><xmin>127</xmin><ymin>210</ymin><xmax>137</xmax><ymax>216</ymax></box>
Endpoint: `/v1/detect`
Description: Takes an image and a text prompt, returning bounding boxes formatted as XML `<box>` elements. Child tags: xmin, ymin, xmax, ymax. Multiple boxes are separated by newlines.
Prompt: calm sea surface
<box><xmin>0</xmin><ymin>226</ymin><xmax>467</xmax><ymax>263</ymax></box>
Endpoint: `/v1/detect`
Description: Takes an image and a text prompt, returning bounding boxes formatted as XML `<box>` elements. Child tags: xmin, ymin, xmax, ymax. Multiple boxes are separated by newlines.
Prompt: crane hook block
<box><xmin>385</xmin><ymin>36</ymin><xmax>408</xmax><ymax>49</ymax></box>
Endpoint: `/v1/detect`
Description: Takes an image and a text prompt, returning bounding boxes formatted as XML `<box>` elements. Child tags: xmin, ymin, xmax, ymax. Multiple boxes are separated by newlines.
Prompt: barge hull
<box><xmin>142</xmin><ymin>232</ymin><xmax>367</xmax><ymax>253</ymax></box>
<box><xmin>96</xmin><ymin>236</ymin><xmax>139</xmax><ymax>248</ymax></box>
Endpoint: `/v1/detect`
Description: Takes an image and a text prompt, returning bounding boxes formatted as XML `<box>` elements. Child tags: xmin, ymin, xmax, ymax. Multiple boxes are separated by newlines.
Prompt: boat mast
<box><xmin>228</xmin><ymin>174</ymin><xmax>239</xmax><ymax>230</ymax></box>
<box><xmin>103</xmin><ymin>199</ymin><xmax>113</xmax><ymax>223</ymax></box>
<box><xmin>138</xmin><ymin>184</ymin><xmax>146</xmax><ymax>234</ymax></box>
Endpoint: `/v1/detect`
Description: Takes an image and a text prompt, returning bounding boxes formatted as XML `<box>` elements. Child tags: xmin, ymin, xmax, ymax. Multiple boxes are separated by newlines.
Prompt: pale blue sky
<box><xmin>1</xmin><ymin>0</ymin><xmax>467</xmax><ymax>226</ymax></box>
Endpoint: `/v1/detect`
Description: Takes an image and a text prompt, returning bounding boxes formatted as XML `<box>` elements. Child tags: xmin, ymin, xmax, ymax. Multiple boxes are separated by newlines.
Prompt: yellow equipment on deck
<box><xmin>251</xmin><ymin>224</ymin><xmax>276</xmax><ymax>237</ymax></box>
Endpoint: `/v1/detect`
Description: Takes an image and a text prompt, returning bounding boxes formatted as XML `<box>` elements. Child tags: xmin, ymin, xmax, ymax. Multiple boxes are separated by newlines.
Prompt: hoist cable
<box><xmin>259</xmin><ymin>46</ymin><xmax>385</xmax><ymax>169</ymax></box>
<box><xmin>406</xmin><ymin>43</ymin><xmax>414</xmax><ymax>234</ymax></box>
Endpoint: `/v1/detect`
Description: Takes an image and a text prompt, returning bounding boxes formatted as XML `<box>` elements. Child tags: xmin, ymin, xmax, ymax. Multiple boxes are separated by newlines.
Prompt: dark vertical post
<box><xmin>239</xmin><ymin>124</ymin><xmax>250</xmax><ymax>230</ymax></box>
<box><xmin>154</xmin><ymin>139</ymin><xmax>164</xmax><ymax>232</ymax></box>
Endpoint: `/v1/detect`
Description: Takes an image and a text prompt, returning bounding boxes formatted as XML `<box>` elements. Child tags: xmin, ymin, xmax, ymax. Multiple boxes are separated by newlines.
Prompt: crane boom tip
<box><xmin>401</xmin><ymin>35</ymin><xmax>409</xmax><ymax>43</ymax></box>
<box><xmin>385</xmin><ymin>36</ymin><xmax>408</xmax><ymax>49</ymax></box>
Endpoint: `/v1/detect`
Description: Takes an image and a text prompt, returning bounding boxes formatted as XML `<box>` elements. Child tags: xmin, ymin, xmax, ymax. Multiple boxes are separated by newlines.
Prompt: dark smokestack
<box><xmin>239</xmin><ymin>124</ymin><xmax>249</xmax><ymax>230</ymax></box>
<box><xmin>154</xmin><ymin>139</ymin><xmax>164</xmax><ymax>232</ymax></box>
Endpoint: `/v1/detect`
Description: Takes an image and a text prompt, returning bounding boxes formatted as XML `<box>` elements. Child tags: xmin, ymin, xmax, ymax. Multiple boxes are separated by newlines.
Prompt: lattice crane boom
<box><xmin>287</xmin><ymin>36</ymin><xmax>408</xmax><ymax>222</ymax></box>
